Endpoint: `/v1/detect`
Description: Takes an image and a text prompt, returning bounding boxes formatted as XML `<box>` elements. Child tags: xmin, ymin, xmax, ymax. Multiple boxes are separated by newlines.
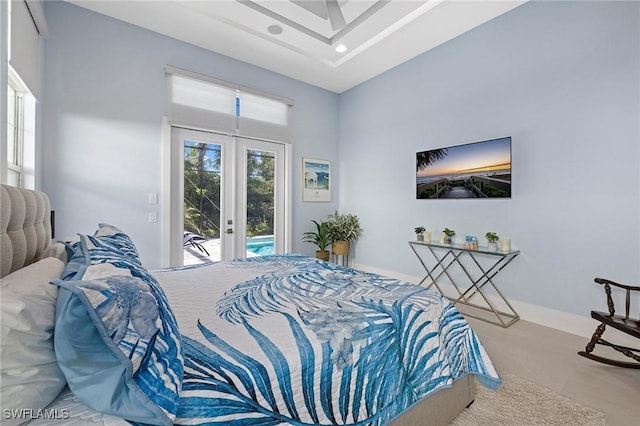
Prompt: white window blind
<box><xmin>166</xmin><ymin>66</ymin><xmax>293</xmax><ymax>141</ymax></box>
<box><xmin>238</xmin><ymin>92</ymin><xmax>290</xmax><ymax>141</ymax></box>
<box><xmin>169</xmin><ymin>74</ymin><xmax>237</xmax><ymax>133</ymax></box>
<box><xmin>10</xmin><ymin>0</ymin><xmax>47</xmax><ymax>101</ymax></box>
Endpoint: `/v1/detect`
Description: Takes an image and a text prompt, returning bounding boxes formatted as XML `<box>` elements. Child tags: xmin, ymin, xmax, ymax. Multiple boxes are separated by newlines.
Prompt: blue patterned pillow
<box><xmin>61</xmin><ymin>224</ymin><xmax>142</xmax><ymax>280</ymax></box>
<box><xmin>58</xmin><ymin>274</ymin><xmax>159</xmax><ymax>370</ymax></box>
<box><xmin>53</xmin><ymin>234</ymin><xmax>184</xmax><ymax>425</ymax></box>
<box><xmin>93</xmin><ymin>223</ymin><xmax>142</xmax><ymax>264</ymax></box>
<box><xmin>60</xmin><ymin>240</ymin><xmax>83</xmax><ymax>280</ymax></box>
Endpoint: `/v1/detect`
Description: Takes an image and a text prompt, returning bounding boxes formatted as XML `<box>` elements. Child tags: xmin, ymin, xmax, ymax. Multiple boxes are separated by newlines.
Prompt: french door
<box><xmin>168</xmin><ymin>126</ymin><xmax>288</xmax><ymax>266</ymax></box>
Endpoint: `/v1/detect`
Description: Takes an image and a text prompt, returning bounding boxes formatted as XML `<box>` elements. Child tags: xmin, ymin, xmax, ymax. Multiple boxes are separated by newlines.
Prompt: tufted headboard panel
<box><xmin>1</xmin><ymin>184</ymin><xmax>52</xmax><ymax>278</ymax></box>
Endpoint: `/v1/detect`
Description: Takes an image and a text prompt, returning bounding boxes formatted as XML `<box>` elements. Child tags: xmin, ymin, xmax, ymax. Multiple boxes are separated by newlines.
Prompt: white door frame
<box><xmin>168</xmin><ymin>126</ymin><xmax>235</xmax><ymax>265</ymax></box>
<box><xmin>161</xmin><ymin>119</ymin><xmax>292</xmax><ymax>267</ymax></box>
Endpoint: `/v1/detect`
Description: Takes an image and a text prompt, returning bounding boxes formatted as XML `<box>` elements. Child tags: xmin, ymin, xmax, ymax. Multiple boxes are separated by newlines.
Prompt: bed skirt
<box><xmin>389</xmin><ymin>376</ymin><xmax>475</xmax><ymax>425</ymax></box>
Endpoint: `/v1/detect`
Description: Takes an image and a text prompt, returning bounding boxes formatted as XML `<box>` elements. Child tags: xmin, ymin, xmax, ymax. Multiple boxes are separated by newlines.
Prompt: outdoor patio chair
<box><xmin>183</xmin><ymin>231</ymin><xmax>210</xmax><ymax>256</ymax></box>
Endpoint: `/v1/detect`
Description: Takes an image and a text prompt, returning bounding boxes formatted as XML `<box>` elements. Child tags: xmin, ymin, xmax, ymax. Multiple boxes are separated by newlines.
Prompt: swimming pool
<box><xmin>246</xmin><ymin>235</ymin><xmax>275</xmax><ymax>256</ymax></box>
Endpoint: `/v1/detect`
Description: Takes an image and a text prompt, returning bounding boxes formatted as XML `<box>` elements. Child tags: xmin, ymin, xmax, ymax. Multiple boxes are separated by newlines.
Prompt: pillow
<box><xmin>93</xmin><ymin>223</ymin><xmax>142</xmax><ymax>265</ymax></box>
<box><xmin>0</xmin><ymin>257</ymin><xmax>67</xmax><ymax>426</ymax></box>
<box><xmin>36</xmin><ymin>242</ymin><xmax>68</xmax><ymax>264</ymax></box>
<box><xmin>60</xmin><ymin>240</ymin><xmax>84</xmax><ymax>280</ymax></box>
<box><xmin>61</xmin><ymin>224</ymin><xmax>141</xmax><ymax>281</ymax></box>
<box><xmin>53</xmin><ymin>241</ymin><xmax>183</xmax><ymax>425</ymax></box>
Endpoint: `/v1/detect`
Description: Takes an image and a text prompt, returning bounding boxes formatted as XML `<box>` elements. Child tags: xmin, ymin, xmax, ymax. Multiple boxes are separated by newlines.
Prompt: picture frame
<box><xmin>302</xmin><ymin>158</ymin><xmax>331</xmax><ymax>202</ymax></box>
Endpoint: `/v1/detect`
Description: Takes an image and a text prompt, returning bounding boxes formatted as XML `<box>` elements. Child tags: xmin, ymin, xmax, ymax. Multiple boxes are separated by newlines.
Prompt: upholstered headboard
<box><xmin>0</xmin><ymin>184</ymin><xmax>52</xmax><ymax>278</ymax></box>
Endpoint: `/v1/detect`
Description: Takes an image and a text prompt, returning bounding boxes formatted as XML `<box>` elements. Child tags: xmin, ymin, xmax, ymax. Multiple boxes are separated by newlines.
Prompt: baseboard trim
<box><xmin>352</xmin><ymin>261</ymin><xmax>599</xmax><ymax>339</ymax></box>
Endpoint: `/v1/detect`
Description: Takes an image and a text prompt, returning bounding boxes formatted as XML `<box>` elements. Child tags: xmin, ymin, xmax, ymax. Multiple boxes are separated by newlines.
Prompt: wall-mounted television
<box><xmin>416</xmin><ymin>136</ymin><xmax>511</xmax><ymax>199</ymax></box>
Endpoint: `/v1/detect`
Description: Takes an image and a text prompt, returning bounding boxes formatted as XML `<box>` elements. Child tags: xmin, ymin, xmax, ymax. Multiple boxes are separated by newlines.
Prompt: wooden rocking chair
<box><xmin>578</xmin><ymin>277</ymin><xmax>640</xmax><ymax>368</ymax></box>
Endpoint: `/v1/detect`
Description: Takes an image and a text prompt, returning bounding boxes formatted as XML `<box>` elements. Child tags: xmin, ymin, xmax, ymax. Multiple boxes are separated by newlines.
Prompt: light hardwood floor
<box><xmin>465</xmin><ymin>317</ymin><xmax>640</xmax><ymax>425</ymax></box>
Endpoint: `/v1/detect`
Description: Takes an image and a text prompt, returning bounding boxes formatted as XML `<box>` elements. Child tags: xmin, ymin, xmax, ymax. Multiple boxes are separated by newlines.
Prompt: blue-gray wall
<box><xmin>338</xmin><ymin>1</ymin><xmax>640</xmax><ymax>319</ymax></box>
<box><xmin>42</xmin><ymin>1</ymin><xmax>339</xmax><ymax>268</ymax></box>
<box><xmin>42</xmin><ymin>1</ymin><xmax>639</xmax><ymax>326</ymax></box>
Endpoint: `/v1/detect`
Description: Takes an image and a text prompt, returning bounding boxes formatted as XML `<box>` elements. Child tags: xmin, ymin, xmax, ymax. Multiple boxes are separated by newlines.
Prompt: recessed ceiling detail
<box><xmin>238</xmin><ymin>0</ymin><xmax>391</xmax><ymax>45</ymax></box>
<box><xmin>68</xmin><ymin>0</ymin><xmax>527</xmax><ymax>93</ymax></box>
<box><xmin>292</xmin><ymin>0</ymin><xmax>347</xmax><ymax>31</ymax></box>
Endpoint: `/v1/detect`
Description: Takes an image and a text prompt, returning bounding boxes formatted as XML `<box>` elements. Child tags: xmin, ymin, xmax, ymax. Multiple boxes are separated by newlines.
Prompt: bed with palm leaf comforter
<box><xmin>152</xmin><ymin>254</ymin><xmax>501</xmax><ymax>425</ymax></box>
<box><xmin>3</xmin><ymin>189</ymin><xmax>498</xmax><ymax>426</ymax></box>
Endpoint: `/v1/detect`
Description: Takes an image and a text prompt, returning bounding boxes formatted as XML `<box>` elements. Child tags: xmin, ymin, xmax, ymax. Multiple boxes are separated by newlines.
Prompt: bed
<box><xmin>0</xmin><ymin>184</ymin><xmax>500</xmax><ymax>425</ymax></box>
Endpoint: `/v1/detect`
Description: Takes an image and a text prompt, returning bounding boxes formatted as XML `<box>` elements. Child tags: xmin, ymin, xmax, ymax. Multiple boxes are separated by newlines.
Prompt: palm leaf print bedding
<box><xmin>152</xmin><ymin>255</ymin><xmax>500</xmax><ymax>425</ymax></box>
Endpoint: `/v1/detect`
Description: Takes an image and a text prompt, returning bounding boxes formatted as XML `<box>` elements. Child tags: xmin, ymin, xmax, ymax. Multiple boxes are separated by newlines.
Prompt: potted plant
<box><xmin>414</xmin><ymin>226</ymin><xmax>426</xmax><ymax>241</ymax></box>
<box><xmin>327</xmin><ymin>210</ymin><xmax>362</xmax><ymax>256</ymax></box>
<box><xmin>443</xmin><ymin>227</ymin><xmax>456</xmax><ymax>244</ymax></box>
<box><xmin>485</xmin><ymin>232</ymin><xmax>499</xmax><ymax>251</ymax></box>
<box><xmin>302</xmin><ymin>220</ymin><xmax>331</xmax><ymax>261</ymax></box>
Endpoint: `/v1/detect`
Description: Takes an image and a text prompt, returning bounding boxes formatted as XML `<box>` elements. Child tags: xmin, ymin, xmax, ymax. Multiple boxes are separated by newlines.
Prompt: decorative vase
<box><xmin>487</xmin><ymin>241</ymin><xmax>498</xmax><ymax>251</ymax></box>
<box><xmin>417</xmin><ymin>234</ymin><xmax>424</xmax><ymax>241</ymax></box>
<box><xmin>444</xmin><ymin>236</ymin><xmax>452</xmax><ymax>244</ymax></box>
<box><xmin>316</xmin><ymin>250</ymin><xmax>330</xmax><ymax>261</ymax></box>
<box><xmin>332</xmin><ymin>240</ymin><xmax>350</xmax><ymax>256</ymax></box>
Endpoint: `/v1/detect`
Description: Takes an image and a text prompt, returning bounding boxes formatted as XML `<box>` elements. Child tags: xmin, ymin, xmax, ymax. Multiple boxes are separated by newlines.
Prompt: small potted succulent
<box><xmin>414</xmin><ymin>226</ymin><xmax>426</xmax><ymax>241</ymax></box>
<box><xmin>443</xmin><ymin>228</ymin><xmax>456</xmax><ymax>244</ymax></box>
<box><xmin>485</xmin><ymin>232</ymin><xmax>499</xmax><ymax>251</ymax></box>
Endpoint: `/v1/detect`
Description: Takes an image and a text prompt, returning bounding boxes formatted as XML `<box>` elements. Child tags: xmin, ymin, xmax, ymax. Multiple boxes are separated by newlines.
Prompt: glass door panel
<box><xmin>183</xmin><ymin>140</ymin><xmax>222</xmax><ymax>263</ymax></box>
<box><xmin>236</xmin><ymin>137</ymin><xmax>286</xmax><ymax>258</ymax></box>
<box><xmin>171</xmin><ymin>127</ymin><xmax>234</xmax><ymax>265</ymax></box>
<box><xmin>169</xmin><ymin>128</ymin><xmax>288</xmax><ymax>265</ymax></box>
<box><xmin>245</xmin><ymin>148</ymin><xmax>276</xmax><ymax>257</ymax></box>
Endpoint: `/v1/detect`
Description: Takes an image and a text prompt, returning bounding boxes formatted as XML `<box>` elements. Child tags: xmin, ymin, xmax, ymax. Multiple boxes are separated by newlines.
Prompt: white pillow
<box><xmin>37</xmin><ymin>242</ymin><xmax>69</xmax><ymax>264</ymax></box>
<box><xmin>1</xmin><ymin>257</ymin><xmax>67</xmax><ymax>426</ymax></box>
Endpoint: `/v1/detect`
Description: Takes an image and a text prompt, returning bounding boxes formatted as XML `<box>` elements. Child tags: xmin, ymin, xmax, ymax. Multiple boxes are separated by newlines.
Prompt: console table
<box><xmin>408</xmin><ymin>240</ymin><xmax>521</xmax><ymax>327</ymax></box>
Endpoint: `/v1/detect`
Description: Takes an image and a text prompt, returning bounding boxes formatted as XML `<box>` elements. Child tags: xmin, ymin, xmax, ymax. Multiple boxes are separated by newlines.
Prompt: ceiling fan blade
<box><xmin>326</xmin><ymin>0</ymin><xmax>346</xmax><ymax>31</ymax></box>
<box><xmin>291</xmin><ymin>1</ymin><xmax>328</xmax><ymax>19</ymax></box>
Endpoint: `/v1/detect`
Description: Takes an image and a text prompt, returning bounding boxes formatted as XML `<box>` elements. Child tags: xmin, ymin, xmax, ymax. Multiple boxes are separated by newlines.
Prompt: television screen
<box><xmin>416</xmin><ymin>136</ymin><xmax>511</xmax><ymax>199</ymax></box>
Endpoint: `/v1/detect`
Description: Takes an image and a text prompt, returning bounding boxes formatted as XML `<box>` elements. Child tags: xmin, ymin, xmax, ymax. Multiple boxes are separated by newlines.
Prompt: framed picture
<box><xmin>302</xmin><ymin>158</ymin><xmax>331</xmax><ymax>202</ymax></box>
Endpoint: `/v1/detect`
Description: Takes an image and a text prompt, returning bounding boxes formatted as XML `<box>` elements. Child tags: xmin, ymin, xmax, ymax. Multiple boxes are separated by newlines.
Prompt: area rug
<box><xmin>451</xmin><ymin>371</ymin><xmax>608</xmax><ymax>425</ymax></box>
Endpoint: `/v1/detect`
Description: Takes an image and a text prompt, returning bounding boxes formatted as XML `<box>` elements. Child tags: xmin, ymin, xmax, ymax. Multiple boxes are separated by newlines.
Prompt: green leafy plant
<box><xmin>327</xmin><ymin>211</ymin><xmax>362</xmax><ymax>242</ymax></box>
<box><xmin>414</xmin><ymin>226</ymin><xmax>425</xmax><ymax>235</ymax></box>
<box><xmin>302</xmin><ymin>220</ymin><xmax>330</xmax><ymax>251</ymax></box>
<box><xmin>444</xmin><ymin>228</ymin><xmax>456</xmax><ymax>237</ymax></box>
<box><xmin>485</xmin><ymin>232</ymin><xmax>499</xmax><ymax>243</ymax></box>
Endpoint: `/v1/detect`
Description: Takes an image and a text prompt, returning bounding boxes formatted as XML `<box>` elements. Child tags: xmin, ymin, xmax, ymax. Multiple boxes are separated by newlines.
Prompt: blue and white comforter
<box><xmin>152</xmin><ymin>255</ymin><xmax>500</xmax><ymax>425</ymax></box>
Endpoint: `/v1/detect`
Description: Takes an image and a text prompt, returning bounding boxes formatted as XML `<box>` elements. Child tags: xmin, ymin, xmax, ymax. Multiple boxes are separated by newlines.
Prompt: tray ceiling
<box><xmin>67</xmin><ymin>0</ymin><xmax>526</xmax><ymax>93</ymax></box>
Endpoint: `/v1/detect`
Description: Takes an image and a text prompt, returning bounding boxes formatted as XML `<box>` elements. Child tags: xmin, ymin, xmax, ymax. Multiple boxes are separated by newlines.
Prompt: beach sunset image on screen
<box><xmin>416</xmin><ymin>137</ymin><xmax>511</xmax><ymax>199</ymax></box>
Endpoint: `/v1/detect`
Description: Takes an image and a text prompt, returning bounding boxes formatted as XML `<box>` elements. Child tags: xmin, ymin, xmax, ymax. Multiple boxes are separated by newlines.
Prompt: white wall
<box><xmin>42</xmin><ymin>1</ymin><xmax>340</xmax><ymax>268</ymax></box>
<box><xmin>338</xmin><ymin>1</ymin><xmax>640</xmax><ymax>327</ymax></box>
